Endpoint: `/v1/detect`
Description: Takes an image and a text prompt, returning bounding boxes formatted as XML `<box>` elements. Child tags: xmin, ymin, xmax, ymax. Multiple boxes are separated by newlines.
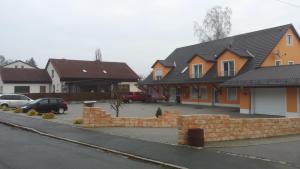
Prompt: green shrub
<box><xmin>73</xmin><ymin>118</ymin><xmax>83</xmax><ymax>125</ymax></box>
<box><xmin>14</xmin><ymin>108</ymin><xmax>22</xmax><ymax>113</ymax></box>
<box><xmin>42</xmin><ymin>112</ymin><xmax>55</xmax><ymax>119</ymax></box>
<box><xmin>155</xmin><ymin>107</ymin><xmax>162</xmax><ymax>118</ymax></box>
<box><xmin>27</xmin><ymin>109</ymin><xmax>38</xmax><ymax>116</ymax></box>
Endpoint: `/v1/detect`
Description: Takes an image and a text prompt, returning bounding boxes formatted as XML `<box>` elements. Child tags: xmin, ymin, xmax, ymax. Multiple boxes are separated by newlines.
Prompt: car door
<box><xmin>19</xmin><ymin>95</ymin><xmax>31</xmax><ymax>106</ymax></box>
<box><xmin>36</xmin><ymin>99</ymin><xmax>49</xmax><ymax>113</ymax></box>
<box><xmin>9</xmin><ymin>95</ymin><xmax>20</xmax><ymax>107</ymax></box>
<box><xmin>49</xmin><ymin>99</ymin><xmax>59</xmax><ymax>112</ymax></box>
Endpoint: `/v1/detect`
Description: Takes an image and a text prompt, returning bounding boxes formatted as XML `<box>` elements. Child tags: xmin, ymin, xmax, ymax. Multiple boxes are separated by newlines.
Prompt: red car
<box><xmin>122</xmin><ymin>92</ymin><xmax>146</xmax><ymax>103</ymax></box>
<box><xmin>122</xmin><ymin>92</ymin><xmax>168</xmax><ymax>103</ymax></box>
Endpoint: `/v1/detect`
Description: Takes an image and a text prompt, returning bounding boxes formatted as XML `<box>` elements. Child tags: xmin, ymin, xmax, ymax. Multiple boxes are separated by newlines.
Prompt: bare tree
<box><xmin>95</xmin><ymin>48</ymin><xmax>102</xmax><ymax>61</ymax></box>
<box><xmin>194</xmin><ymin>6</ymin><xmax>232</xmax><ymax>42</ymax></box>
<box><xmin>110</xmin><ymin>85</ymin><xmax>123</xmax><ymax>117</ymax></box>
<box><xmin>26</xmin><ymin>57</ymin><xmax>37</xmax><ymax>67</ymax></box>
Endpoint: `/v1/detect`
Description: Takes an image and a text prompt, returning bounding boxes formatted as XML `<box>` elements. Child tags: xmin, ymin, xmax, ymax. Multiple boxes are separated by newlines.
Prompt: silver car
<box><xmin>0</xmin><ymin>94</ymin><xmax>33</xmax><ymax>108</ymax></box>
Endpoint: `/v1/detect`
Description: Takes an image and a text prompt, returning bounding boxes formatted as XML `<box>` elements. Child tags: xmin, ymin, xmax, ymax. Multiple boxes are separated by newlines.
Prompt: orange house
<box><xmin>141</xmin><ymin>24</ymin><xmax>300</xmax><ymax>117</ymax></box>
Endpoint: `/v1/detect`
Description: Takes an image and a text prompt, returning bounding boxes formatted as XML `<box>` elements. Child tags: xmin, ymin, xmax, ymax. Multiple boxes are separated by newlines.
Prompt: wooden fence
<box><xmin>25</xmin><ymin>92</ymin><xmax>112</xmax><ymax>101</ymax></box>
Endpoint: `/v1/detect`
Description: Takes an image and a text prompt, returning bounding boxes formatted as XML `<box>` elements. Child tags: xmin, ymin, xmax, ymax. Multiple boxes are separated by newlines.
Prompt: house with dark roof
<box><xmin>45</xmin><ymin>59</ymin><xmax>139</xmax><ymax>93</ymax></box>
<box><xmin>141</xmin><ymin>24</ymin><xmax>300</xmax><ymax>117</ymax></box>
<box><xmin>0</xmin><ymin>68</ymin><xmax>51</xmax><ymax>93</ymax></box>
<box><xmin>2</xmin><ymin>60</ymin><xmax>37</xmax><ymax>69</ymax></box>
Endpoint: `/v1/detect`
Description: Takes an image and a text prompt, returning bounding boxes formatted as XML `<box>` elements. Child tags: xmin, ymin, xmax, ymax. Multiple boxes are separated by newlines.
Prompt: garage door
<box><xmin>254</xmin><ymin>88</ymin><xmax>285</xmax><ymax>116</ymax></box>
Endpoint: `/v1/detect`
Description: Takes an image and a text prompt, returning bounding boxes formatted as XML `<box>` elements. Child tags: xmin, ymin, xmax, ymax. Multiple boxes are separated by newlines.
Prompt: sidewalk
<box><xmin>0</xmin><ymin>112</ymin><xmax>294</xmax><ymax>169</ymax></box>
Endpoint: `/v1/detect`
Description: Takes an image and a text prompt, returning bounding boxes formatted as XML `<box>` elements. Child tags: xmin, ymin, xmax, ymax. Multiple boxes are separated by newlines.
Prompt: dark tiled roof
<box><xmin>142</xmin><ymin>24</ymin><xmax>293</xmax><ymax>85</ymax></box>
<box><xmin>222</xmin><ymin>64</ymin><xmax>300</xmax><ymax>87</ymax></box>
<box><xmin>151</xmin><ymin>60</ymin><xmax>174</xmax><ymax>68</ymax></box>
<box><xmin>0</xmin><ymin>68</ymin><xmax>51</xmax><ymax>83</ymax></box>
<box><xmin>48</xmin><ymin>59</ymin><xmax>139</xmax><ymax>81</ymax></box>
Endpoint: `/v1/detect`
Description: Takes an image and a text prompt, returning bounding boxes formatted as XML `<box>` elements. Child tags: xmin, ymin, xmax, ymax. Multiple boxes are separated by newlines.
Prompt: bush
<box><xmin>14</xmin><ymin>108</ymin><xmax>22</xmax><ymax>113</ymax></box>
<box><xmin>73</xmin><ymin>118</ymin><xmax>83</xmax><ymax>125</ymax></box>
<box><xmin>155</xmin><ymin>107</ymin><xmax>162</xmax><ymax>118</ymax></box>
<box><xmin>27</xmin><ymin>109</ymin><xmax>38</xmax><ymax>116</ymax></box>
<box><xmin>42</xmin><ymin>112</ymin><xmax>55</xmax><ymax>119</ymax></box>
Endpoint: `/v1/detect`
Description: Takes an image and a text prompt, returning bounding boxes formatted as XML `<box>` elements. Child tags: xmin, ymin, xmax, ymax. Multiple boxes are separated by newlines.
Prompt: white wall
<box><xmin>1</xmin><ymin>83</ymin><xmax>50</xmax><ymax>94</ymax></box>
<box><xmin>46</xmin><ymin>62</ymin><xmax>62</xmax><ymax>93</ymax></box>
<box><xmin>118</xmin><ymin>82</ymin><xmax>140</xmax><ymax>92</ymax></box>
<box><xmin>4</xmin><ymin>61</ymin><xmax>36</xmax><ymax>69</ymax></box>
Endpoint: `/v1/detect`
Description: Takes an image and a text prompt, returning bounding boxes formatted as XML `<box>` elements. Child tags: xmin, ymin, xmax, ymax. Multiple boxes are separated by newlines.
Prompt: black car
<box><xmin>22</xmin><ymin>98</ymin><xmax>68</xmax><ymax>114</ymax></box>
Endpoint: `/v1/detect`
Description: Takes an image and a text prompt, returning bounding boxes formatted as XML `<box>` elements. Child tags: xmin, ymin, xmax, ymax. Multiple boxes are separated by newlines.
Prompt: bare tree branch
<box><xmin>194</xmin><ymin>6</ymin><xmax>232</xmax><ymax>42</ymax></box>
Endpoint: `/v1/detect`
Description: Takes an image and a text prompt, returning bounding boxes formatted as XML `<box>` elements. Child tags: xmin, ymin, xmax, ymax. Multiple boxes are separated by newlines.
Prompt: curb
<box><xmin>0</xmin><ymin>120</ymin><xmax>187</xmax><ymax>169</ymax></box>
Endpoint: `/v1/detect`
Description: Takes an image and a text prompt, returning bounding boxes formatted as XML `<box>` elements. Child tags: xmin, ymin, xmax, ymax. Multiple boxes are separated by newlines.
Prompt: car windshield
<box><xmin>30</xmin><ymin>99</ymin><xmax>42</xmax><ymax>104</ymax></box>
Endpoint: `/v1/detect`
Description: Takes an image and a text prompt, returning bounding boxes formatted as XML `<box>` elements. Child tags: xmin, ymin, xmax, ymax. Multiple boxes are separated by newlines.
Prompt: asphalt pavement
<box><xmin>0</xmin><ymin>123</ymin><xmax>163</xmax><ymax>169</ymax></box>
<box><xmin>0</xmin><ymin>112</ymin><xmax>297</xmax><ymax>169</ymax></box>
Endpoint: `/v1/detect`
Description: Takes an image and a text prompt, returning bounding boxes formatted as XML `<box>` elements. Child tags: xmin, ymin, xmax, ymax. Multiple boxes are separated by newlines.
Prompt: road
<box><xmin>0</xmin><ymin>124</ymin><xmax>163</xmax><ymax>169</ymax></box>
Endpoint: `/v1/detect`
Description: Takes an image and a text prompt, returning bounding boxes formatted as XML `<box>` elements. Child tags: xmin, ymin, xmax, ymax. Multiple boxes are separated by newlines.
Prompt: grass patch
<box><xmin>42</xmin><ymin>112</ymin><xmax>55</xmax><ymax>119</ymax></box>
<box><xmin>14</xmin><ymin>108</ymin><xmax>22</xmax><ymax>113</ymax></box>
<box><xmin>73</xmin><ymin>118</ymin><xmax>83</xmax><ymax>125</ymax></box>
<box><xmin>27</xmin><ymin>109</ymin><xmax>38</xmax><ymax>116</ymax></box>
<box><xmin>2</xmin><ymin>107</ymin><xmax>11</xmax><ymax>111</ymax></box>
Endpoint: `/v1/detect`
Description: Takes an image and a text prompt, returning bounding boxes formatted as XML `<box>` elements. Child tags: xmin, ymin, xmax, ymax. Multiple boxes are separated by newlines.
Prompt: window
<box><xmin>14</xmin><ymin>86</ymin><xmax>30</xmax><ymax>94</ymax></box>
<box><xmin>275</xmin><ymin>60</ymin><xmax>282</xmax><ymax>66</ymax></box>
<box><xmin>287</xmin><ymin>34</ymin><xmax>293</xmax><ymax>46</ymax></box>
<box><xmin>227</xmin><ymin>88</ymin><xmax>237</xmax><ymax>101</ymax></box>
<box><xmin>192</xmin><ymin>64</ymin><xmax>203</xmax><ymax>78</ymax></box>
<box><xmin>40</xmin><ymin>86</ymin><xmax>46</xmax><ymax>93</ymax></box>
<box><xmin>14</xmin><ymin>65</ymin><xmax>18</xmax><ymax>68</ymax></box>
<box><xmin>19</xmin><ymin>95</ymin><xmax>29</xmax><ymax>100</ymax></box>
<box><xmin>49</xmin><ymin>99</ymin><xmax>58</xmax><ymax>105</ymax></box>
<box><xmin>51</xmin><ymin>70</ymin><xmax>54</xmax><ymax>78</ymax></box>
<box><xmin>154</xmin><ymin>69</ymin><xmax>163</xmax><ymax>80</ymax></box>
<box><xmin>39</xmin><ymin>99</ymin><xmax>49</xmax><ymax>106</ymax></box>
<box><xmin>222</xmin><ymin>61</ymin><xmax>235</xmax><ymax>77</ymax></box>
<box><xmin>21</xmin><ymin>65</ymin><xmax>24</xmax><ymax>68</ymax></box>
<box><xmin>191</xmin><ymin>86</ymin><xmax>208</xmax><ymax>99</ymax></box>
<box><xmin>0</xmin><ymin>86</ymin><xmax>3</xmax><ymax>93</ymax></box>
<box><xmin>288</xmin><ymin>61</ymin><xmax>294</xmax><ymax>65</ymax></box>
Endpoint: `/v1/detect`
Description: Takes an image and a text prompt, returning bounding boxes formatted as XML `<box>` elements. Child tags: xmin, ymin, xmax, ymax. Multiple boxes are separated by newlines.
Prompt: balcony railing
<box><xmin>221</xmin><ymin>70</ymin><xmax>236</xmax><ymax>77</ymax></box>
<box><xmin>191</xmin><ymin>73</ymin><xmax>203</xmax><ymax>79</ymax></box>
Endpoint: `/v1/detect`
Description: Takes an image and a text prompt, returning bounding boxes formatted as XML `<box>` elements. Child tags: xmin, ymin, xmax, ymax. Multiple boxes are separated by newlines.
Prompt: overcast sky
<box><xmin>0</xmin><ymin>0</ymin><xmax>299</xmax><ymax>76</ymax></box>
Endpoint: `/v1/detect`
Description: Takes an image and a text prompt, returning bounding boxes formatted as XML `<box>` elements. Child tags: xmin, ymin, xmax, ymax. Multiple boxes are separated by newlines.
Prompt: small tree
<box><xmin>194</xmin><ymin>6</ymin><xmax>232</xmax><ymax>42</ymax></box>
<box><xmin>26</xmin><ymin>57</ymin><xmax>37</xmax><ymax>67</ymax></box>
<box><xmin>110</xmin><ymin>86</ymin><xmax>123</xmax><ymax>117</ymax></box>
<box><xmin>155</xmin><ymin>107</ymin><xmax>162</xmax><ymax>118</ymax></box>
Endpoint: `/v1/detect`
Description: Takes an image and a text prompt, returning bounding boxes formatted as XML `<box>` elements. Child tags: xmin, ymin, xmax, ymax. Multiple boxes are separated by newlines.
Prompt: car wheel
<box><xmin>1</xmin><ymin>104</ymin><xmax>8</xmax><ymax>109</ymax></box>
<box><xmin>58</xmin><ymin>108</ymin><xmax>65</xmax><ymax>114</ymax></box>
<box><xmin>128</xmin><ymin>99</ymin><xmax>133</xmax><ymax>103</ymax></box>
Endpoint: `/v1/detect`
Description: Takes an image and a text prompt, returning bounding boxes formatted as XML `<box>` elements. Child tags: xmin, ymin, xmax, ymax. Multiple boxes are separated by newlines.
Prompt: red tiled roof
<box><xmin>48</xmin><ymin>59</ymin><xmax>139</xmax><ymax>81</ymax></box>
<box><xmin>0</xmin><ymin>68</ymin><xmax>51</xmax><ymax>83</ymax></box>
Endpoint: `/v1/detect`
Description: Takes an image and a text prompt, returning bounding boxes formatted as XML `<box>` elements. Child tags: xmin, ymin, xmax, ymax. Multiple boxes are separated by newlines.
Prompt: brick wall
<box><xmin>83</xmin><ymin>107</ymin><xmax>179</xmax><ymax>128</ymax></box>
<box><xmin>177</xmin><ymin>114</ymin><xmax>300</xmax><ymax>144</ymax></box>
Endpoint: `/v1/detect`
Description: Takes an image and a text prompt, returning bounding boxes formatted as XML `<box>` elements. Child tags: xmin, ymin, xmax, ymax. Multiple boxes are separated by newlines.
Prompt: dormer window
<box><xmin>222</xmin><ymin>60</ymin><xmax>235</xmax><ymax>77</ymax></box>
<box><xmin>287</xmin><ymin>34</ymin><xmax>293</xmax><ymax>46</ymax></box>
<box><xmin>192</xmin><ymin>64</ymin><xmax>202</xmax><ymax>78</ymax></box>
<box><xmin>275</xmin><ymin>60</ymin><xmax>282</xmax><ymax>66</ymax></box>
<box><xmin>154</xmin><ymin>68</ymin><xmax>163</xmax><ymax>80</ymax></box>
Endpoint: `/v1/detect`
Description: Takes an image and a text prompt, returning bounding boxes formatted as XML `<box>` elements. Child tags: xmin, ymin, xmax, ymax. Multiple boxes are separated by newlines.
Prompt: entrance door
<box><xmin>169</xmin><ymin>87</ymin><xmax>176</xmax><ymax>103</ymax></box>
<box><xmin>213</xmin><ymin>88</ymin><xmax>220</xmax><ymax>104</ymax></box>
<box><xmin>176</xmin><ymin>88</ymin><xmax>181</xmax><ymax>103</ymax></box>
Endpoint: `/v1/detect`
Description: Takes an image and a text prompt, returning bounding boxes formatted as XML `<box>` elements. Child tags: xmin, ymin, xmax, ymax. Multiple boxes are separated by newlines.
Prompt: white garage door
<box><xmin>254</xmin><ymin>88</ymin><xmax>285</xmax><ymax>116</ymax></box>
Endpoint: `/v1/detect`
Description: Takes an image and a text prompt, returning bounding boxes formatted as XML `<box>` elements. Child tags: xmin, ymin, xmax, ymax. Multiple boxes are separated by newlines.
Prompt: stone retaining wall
<box><xmin>83</xmin><ymin>107</ymin><xmax>179</xmax><ymax>128</ymax></box>
<box><xmin>177</xmin><ymin>114</ymin><xmax>300</xmax><ymax>144</ymax></box>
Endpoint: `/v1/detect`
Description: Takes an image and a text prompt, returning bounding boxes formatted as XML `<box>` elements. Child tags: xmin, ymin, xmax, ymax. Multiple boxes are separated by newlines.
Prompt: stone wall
<box><xmin>83</xmin><ymin>107</ymin><xmax>179</xmax><ymax>128</ymax></box>
<box><xmin>177</xmin><ymin>114</ymin><xmax>300</xmax><ymax>144</ymax></box>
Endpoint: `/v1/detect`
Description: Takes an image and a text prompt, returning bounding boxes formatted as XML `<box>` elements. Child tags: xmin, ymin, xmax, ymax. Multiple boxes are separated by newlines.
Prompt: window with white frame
<box><xmin>154</xmin><ymin>68</ymin><xmax>163</xmax><ymax>80</ymax></box>
<box><xmin>222</xmin><ymin>60</ymin><xmax>235</xmax><ymax>77</ymax></box>
<box><xmin>227</xmin><ymin>88</ymin><xmax>237</xmax><ymax>101</ymax></box>
<box><xmin>287</xmin><ymin>34</ymin><xmax>293</xmax><ymax>46</ymax></box>
<box><xmin>191</xmin><ymin>86</ymin><xmax>208</xmax><ymax>99</ymax></box>
<box><xmin>192</xmin><ymin>64</ymin><xmax>203</xmax><ymax>78</ymax></box>
<box><xmin>275</xmin><ymin>60</ymin><xmax>282</xmax><ymax>66</ymax></box>
<box><xmin>288</xmin><ymin>61</ymin><xmax>294</xmax><ymax>65</ymax></box>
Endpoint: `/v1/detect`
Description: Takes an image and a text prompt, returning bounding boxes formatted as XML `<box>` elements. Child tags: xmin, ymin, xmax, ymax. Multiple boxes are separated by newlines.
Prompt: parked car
<box><xmin>122</xmin><ymin>92</ymin><xmax>147</xmax><ymax>103</ymax></box>
<box><xmin>21</xmin><ymin>98</ymin><xmax>68</xmax><ymax>114</ymax></box>
<box><xmin>0</xmin><ymin>94</ymin><xmax>33</xmax><ymax>108</ymax></box>
<box><xmin>122</xmin><ymin>92</ymin><xmax>168</xmax><ymax>103</ymax></box>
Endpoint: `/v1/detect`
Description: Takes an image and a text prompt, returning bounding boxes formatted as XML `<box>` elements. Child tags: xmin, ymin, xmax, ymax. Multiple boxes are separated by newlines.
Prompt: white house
<box><xmin>0</xmin><ymin>68</ymin><xmax>51</xmax><ymax>94</ymax></box>
<box><xmin>3</xmin><ymin>60</ymin><xmax>37</xmax><ymax>69</ymax></box>
<box><xmin>45</xmin><ymin>58</ymin><xmax>140</xmax><ymax>93</ymax></box>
